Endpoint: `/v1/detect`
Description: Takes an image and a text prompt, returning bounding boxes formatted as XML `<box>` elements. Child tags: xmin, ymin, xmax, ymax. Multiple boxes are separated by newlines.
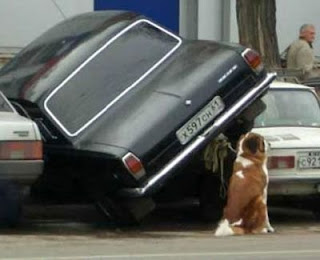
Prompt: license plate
<box><xmin>176</xmin><ymin>96</ymin><xmax>225</xmax><ymax>145</ymax></box>
<box><xmin>298</xmin><ymin>151</ymin><xmax>320</xmax><ymax>169</ymax></box>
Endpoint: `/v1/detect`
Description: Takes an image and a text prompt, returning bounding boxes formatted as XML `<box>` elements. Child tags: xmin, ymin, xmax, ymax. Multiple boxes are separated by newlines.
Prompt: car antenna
<box><xmin>51</xmin><ymin>0</ymin><xmax>67</xmax><ymax>20</ymax></box>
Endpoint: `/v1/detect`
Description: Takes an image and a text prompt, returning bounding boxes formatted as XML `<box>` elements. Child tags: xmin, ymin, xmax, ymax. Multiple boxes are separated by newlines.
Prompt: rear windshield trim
<box><xmin>44</xmin><ymin>19</ymin><xmax>182</xmax><ymax>137</ymax></box>
<box><xmin>0</xmin><ymin>91</ymin><xmax>15</xmax><ymax>113</ymax></box>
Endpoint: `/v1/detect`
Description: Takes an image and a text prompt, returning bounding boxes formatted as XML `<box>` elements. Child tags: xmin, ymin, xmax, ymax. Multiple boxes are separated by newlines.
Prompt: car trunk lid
<box><xmin>0</xmin><ymin>112</ymin><xmax>40</xmax><ymax>141</ymax></box>
<box><xmin>253</xmin><ymin>127</ymin><xmax>320</xmax><ymax>149</ymax></box>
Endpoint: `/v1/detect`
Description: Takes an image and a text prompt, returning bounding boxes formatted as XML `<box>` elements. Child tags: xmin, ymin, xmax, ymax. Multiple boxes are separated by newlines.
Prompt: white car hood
<box><xmin>0</xmin><ymin>112</ymin><xmax>41</xmax><ymax>140</ymax></box>
<box><xmin>253</xmin><ymin>127</ymin><xmax>320</xmax><ymax>149</ymax></box>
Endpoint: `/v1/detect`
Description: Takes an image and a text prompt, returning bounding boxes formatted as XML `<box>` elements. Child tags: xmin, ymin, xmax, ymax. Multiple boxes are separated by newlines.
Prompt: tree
<box><xmin>236</xmin><ymin>0</ymin><xmax>280</xmax><ymax>68</ymax></box>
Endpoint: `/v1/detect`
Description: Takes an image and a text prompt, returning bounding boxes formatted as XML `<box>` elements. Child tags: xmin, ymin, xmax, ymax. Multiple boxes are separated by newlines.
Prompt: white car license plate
<box><xmin>298</xmin><ymin>151</ymin><xmax>320</xmax><ymax>169</ymax></box>
<box><xmin>176</xmin><ymin>96</ymin><xmax>225</xmax><ymax>145</ymax></box>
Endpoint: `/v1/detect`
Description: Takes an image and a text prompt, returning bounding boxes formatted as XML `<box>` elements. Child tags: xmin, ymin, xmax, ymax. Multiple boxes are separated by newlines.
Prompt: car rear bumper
<box><xmin>0</xmin><ymin>160</ymin><xmax>43</xmax><ymax>185</ymax></box>
<box><xmin>119</xmin><ymin>72</ymin><xmax>277</xmax><ymax>198</ymax></box>
<box><xmin>269</xmin><ymin>175</ymin><xmax>320</xmax><ymax>195</ymax></box>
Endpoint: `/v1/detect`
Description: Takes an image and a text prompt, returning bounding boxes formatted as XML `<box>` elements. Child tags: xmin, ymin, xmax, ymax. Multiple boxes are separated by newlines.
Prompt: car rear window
<box><xmin>0</xmin><ymin>11</ymin><xmax>127</xmax><ymax>75</ymax></box>
<box><xmin>0</xmin><ymin>11</ymin><xmax>134</xmax><ymax>96</ymax></box>
<box><xmin>44</xmin><ymin>19</ymin><xmax>181</xmax><ymax>136</ymax></box>
<box><xmin>0</xmin><ymin>92</ymin><xmax>14</xmax><ymax>112</ymax></box>
<box><xmin>255</xmin><ymin>89</ymin><xmax>320</xmax><ymax>127</ymax></box>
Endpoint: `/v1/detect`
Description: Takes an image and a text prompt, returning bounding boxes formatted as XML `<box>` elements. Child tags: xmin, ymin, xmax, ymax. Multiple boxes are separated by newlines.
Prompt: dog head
<box><xmin>237</xmin><ymin>132</ymin><xmax>267</xmax><ymax>160</ymax></box>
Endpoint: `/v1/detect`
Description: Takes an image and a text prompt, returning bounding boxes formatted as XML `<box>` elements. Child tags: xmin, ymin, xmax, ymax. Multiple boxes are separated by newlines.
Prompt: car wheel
<box><xmin>312</xmin><ymin>208</ymin><xmax>320</xmax><ymax>220</ymax></box>
<box><xmin>96</xmin><ymin>196</ymin><xmax>156</xmax><ymax>226</ymax></box>
<box><xmin>0</xmin><ymin>181</ymin><xmax>22</xmax><ymax>227</ymax></box>
<box><xmin>199</xmin><ymin>173</ymin><xmax>226</xmax><ymax>222</ymax></box>
<box><xmin>95</xmin><ymin>197</ymin><xmax>140</xmax><ymax>226</ymax></box>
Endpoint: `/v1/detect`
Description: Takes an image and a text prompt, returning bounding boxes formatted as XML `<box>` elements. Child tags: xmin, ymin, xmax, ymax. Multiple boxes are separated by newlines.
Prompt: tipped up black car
<box><xmin>0</xmin><ymin>11</ymin><xmax>275</xmax><ymax>224</ymax></box>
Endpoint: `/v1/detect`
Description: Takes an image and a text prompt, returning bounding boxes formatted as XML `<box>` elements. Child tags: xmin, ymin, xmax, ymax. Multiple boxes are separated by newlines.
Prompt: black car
<box><xmin>0</xmin><ymin>11</ymin><xmax>275</xmax><ymax>224</ymax></box>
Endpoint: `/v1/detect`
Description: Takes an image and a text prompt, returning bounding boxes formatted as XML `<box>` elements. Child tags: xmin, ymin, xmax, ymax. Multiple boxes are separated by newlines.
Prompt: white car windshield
<box><xmin>0</xmin><ymin>91</ymin><xmax>14</xmax><ymax>112</ymax></box>
<box><xmin>254</xmin><ymin>89</ymin><xmax>320</xmax><ymax>127</ymax></box>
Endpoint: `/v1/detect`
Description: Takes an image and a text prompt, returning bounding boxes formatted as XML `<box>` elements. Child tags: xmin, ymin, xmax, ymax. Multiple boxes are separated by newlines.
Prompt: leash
<box><xmin>203</xmin><ymin>134</ymin><xmax>236</xmax><ymax>198</ymax></box>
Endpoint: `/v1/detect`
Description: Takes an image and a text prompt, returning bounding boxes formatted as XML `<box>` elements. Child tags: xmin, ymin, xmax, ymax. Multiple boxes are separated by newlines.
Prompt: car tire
<box><xmin>95</xmin><ymin>197</ymin><xmax>140</xmax><ymax>226</ymax></box>
<box><xmin>312</xmin><ymin>207</ymin><xmax>320</xmax><ymax>220</ymax></box>
<box><xmin>199</xmin><ymin>173</ymin><xmax>226</xmax><ymax>222</ymax></box>
<box><xmin>0</xmin><ymin>181</ymin><xmax>22</xmax><ymax>227</ymax></box>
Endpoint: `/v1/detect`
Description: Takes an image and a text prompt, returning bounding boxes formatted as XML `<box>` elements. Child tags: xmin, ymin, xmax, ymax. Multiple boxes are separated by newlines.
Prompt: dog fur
<box><xmin>214</xmin><ymin>132</ymin><xmax>274</xmax><ymax>236</ymax></box>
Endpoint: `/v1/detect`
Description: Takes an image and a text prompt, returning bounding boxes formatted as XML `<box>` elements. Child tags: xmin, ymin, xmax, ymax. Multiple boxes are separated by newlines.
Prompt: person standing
<box><xmin>287</xmin><ymin>24</ymin><xmax>319</xmax><ymax>79</ymax></box>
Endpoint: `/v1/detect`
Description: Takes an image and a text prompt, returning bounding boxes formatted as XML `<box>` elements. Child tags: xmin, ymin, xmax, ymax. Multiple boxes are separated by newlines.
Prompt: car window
<box><xmin>44</xmin><ymin>20</ymin><xmax>181</xmax><ymax>136</ymax></box>
<box><xmin>0</xmin><ymin>92</ymin><xmax>14</xmax><ymax>112</ymax></box>
<box><xmin>254</xmin><ymin>89</ymin><xmax>320</xmax><ymax>127</ymax></box>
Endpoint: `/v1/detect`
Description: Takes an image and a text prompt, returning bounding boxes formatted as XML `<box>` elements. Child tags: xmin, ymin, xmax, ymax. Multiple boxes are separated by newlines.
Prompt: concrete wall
<box><xmin>179</xmin><ymin>0</ymin><xmax>198</xmax><ymax>39</ymax></box>
<box><xmin>0</xmin><ymin>0</ymin><xmax>93</xmax><ymax>53</ymax></box>
<box><xmin>180</xmin><ymin>0</ymin><xmax>232</xmax><ymax>42</ymax></box>
<box><xmin>198</xmin><ymin>0</ymin><xmax>222</xmax><ymax>41</ymax></box>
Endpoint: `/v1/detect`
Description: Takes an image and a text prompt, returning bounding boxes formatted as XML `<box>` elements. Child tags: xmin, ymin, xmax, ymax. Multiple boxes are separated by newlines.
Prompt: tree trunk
<box><xmin>236</xmin><ymin>0</ymin><xmax>280</xmax><ymax>68</ymax></box>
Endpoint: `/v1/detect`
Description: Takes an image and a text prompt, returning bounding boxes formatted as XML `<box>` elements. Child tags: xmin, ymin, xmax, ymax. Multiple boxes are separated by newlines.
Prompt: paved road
<box><xmin>0</xmin><ymin>204</ymin><xmax>320</xmax><ymax>259</ymax></box>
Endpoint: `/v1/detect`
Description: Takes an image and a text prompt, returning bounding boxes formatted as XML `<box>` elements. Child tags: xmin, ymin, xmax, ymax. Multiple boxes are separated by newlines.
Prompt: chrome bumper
<box><xmin>269</xmin><ymin>176</ymin><xmax>320</xmax><ymax>196</ymax></box>
<box><xmin>0</xmin><ymin>160</ymin><xmax>43</xmax><ymax>185</ymax></box>
<box><xmin>119</xmin><ymin>72</ymin><xmax>277</xmax><ymax>198</ymax></box>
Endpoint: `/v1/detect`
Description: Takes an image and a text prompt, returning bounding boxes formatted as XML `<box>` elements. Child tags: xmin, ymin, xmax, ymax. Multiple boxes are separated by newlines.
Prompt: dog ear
<box><xmin>237</xmin><ymin>134</ymin><xmax>245</xmax><ymax>151</ymax></box>
<box><xmin>259</xmin><ymin>138</ymin><xmax>265</xmax><ymax>153</ymax></box>
<box><xmin>246</xmin><ymin>137</ymin><xmax>259</xmax><ymax>154</ymax></box>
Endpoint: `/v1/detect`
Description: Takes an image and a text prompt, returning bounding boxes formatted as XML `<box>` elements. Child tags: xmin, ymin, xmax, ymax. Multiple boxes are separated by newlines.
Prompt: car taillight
<box><xmin>122</xmin><ymin>152</ymin><xmax>146</xmax><ymax>179</ymax></box>
<box><xmin>0</xmin><ymin>141</ymin><xmax>43</xmax><ymax>160</ymax></box>
<box><xmin>267</xmin><ymin>156</ymin><xmax>295</xmax><ymax>169</ymax></box>
<box><xmin>242</xmin><ymin>48</ymin><xmax>264</xmax><ymax>73</ymax></box>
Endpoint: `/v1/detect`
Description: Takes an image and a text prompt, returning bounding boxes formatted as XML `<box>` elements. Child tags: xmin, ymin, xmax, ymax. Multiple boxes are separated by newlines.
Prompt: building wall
<box><xmin>94</xmin><ymin>0</ymin><xmax>179</xmax><ymax>33</ymax></box>
<box><xmin>198</xmin><ymin>0</ymin><xmax>222</xmax><ymax>41</ymax></box>
<box><xmin>1</xmin><ymin>0</ymin><xmax>320</xmax><ymax>57</ymax></box>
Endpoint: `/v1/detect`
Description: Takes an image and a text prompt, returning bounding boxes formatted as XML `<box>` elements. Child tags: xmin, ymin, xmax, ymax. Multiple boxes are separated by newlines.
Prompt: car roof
<box><xmin>270</xmin><ymin>80</ymin><xmax>312</xmax><ymax>90</ymax></box>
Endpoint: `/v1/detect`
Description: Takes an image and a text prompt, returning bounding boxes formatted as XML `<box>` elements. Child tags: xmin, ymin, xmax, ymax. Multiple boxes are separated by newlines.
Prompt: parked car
<box><xmin>253</xmin><ymin>81</ymin><xmax>320</xmax><ymax>215</ymax></box>
<box><xmin>301</xmin><ymin>77</ymin><xmax>320</xmax><ymax>97</ymax></box>
<box><xmin>0</xmin><ymin>90</ymin><xmax>43</xmax><ymax>225</ymax></box>
<box><xmin>0</xmin><ymin>11</ymin><xmax>275</xmax><ymax>224</ymax></box>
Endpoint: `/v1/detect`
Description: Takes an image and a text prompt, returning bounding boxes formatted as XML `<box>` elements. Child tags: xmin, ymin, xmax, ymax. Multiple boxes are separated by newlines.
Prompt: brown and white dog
<box><xmin>214</xmin><ymin>132</ymin><xmax>274</xmax><ymax>236</ymax></box>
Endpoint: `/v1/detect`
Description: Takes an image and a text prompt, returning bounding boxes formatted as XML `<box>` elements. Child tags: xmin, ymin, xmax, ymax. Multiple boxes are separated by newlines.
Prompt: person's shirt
<box><xmin>287</xmin><ymin>39</ymin><xmax>315</xmax><ymax>74</ymax></box>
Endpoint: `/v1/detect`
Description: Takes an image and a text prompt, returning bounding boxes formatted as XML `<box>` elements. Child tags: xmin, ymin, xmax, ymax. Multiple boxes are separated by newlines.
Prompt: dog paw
<box><xmin>267</xmin><ymin>226</ymin><xmax>275</xmax><ymax>233</ymax></box>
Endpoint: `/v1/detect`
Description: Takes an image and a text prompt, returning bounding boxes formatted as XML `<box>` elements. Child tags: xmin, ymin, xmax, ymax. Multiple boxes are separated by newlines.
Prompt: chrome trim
<box><xmin>0</xmin><ymin>90</ymin><xmax>15</xmax><ymax>113</ymax></box>
<box><xmin>269</xmin><ymin>147</ymin><xmax>320</xmax><ymax>150</ymax></box>
<box><xmin>119</xmin><ymin>72</ymin><xmax>277</xmax><ymax>197</ymax></box>
<box><xmin>10</xmin><ymin>101</ymin><xmax>31</xmax><ymax>119</ymax></box>
<box><xmin>0</xmin><ymin>160</ymin><xmax>43</xmax><ymax>185</ymax></box>
<box><xmin>270</xmin><ymin>175</ymin><xmax>320</xmax><ymax>182</ymax></box>
<box><xmin>44</xmin><ymin>19</ymin><xmax>182</xmax><ymax>137</ymax></box>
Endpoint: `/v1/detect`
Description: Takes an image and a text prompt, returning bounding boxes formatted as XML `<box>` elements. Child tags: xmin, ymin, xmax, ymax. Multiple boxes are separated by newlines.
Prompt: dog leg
<box><xmin>231</xmin><ymin>219</ymin><xmax>246</xmax><ymax>235</ymax></box>
<box><xmin>265</xmin><ymin>211</ymin><xmax>274</xmax><ymax>233</ymax></box>
<box><xmin>263</xmin><ymin>187</ymin><xmax>274</xmax><ymax>233</ymax></box>
<box><xmin>232</xmin><ymin>226</ymin><xmax>245</xmax><ymax>235</ymax></box>
<box><xmin>214</xmin><ymin>219</ymin><xmax>234</xmax><ymax>236</ymax></box>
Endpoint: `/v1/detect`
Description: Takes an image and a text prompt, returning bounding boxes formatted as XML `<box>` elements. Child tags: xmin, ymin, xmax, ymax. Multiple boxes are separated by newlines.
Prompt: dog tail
<box><xmin>214</xmin><ymin>219</ymin><xmax>245</xmax><ymax>236</ymax></box>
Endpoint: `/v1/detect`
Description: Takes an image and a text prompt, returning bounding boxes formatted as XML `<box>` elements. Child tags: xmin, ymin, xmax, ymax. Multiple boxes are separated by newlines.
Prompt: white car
<box><xmin>0</xmin><ymin>90</ymin><xmax>43</xmax><ymax>225</ymax></box>
<box><xmin>0</xmin><ymin>90</ymin><xmax>43</xmax><ymax>184</ymax></box>
<box><xmin>253</xmin><ymin>81</ymin><xmax>320</xmax><ymax>213</ymax></box>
